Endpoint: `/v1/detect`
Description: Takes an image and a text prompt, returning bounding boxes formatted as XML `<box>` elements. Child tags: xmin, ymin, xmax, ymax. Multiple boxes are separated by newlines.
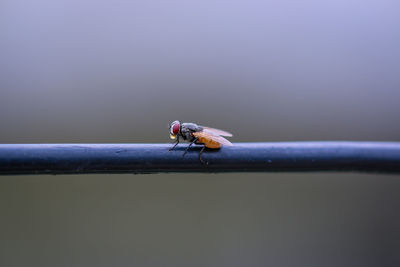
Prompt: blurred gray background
<box><xmin>1</xmin><ymin>0</ymin><xmax>400</xmax><ymax>266</ymax></box>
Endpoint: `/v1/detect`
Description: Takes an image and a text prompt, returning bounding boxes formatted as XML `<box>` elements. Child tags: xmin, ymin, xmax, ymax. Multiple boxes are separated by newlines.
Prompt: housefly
<box><xmin>168</xmin><ymin>120</ymin><xmax>233</xmax><ymax>164</ymax></box>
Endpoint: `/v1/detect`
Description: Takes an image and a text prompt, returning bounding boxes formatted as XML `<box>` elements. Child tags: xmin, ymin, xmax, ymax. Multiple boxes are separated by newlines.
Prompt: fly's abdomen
<box><xmin>197</xmin><ymin>136</ymin><xmax>222</xmax><ymax>149</ymax></box>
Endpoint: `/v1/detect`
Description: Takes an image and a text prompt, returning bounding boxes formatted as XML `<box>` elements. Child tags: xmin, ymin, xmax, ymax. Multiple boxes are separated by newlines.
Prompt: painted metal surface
<box><xmin>0</xmin><ymin>142</ymin><xmax>399</xmax><ymax>175</ymax></box>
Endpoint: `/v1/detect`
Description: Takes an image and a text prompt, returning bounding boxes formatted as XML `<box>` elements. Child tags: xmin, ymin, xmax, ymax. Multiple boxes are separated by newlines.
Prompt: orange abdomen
<box><xmin>197</xmin><ymin>136</ymin><xmax>222</xmax><ymax>149</ymax></box>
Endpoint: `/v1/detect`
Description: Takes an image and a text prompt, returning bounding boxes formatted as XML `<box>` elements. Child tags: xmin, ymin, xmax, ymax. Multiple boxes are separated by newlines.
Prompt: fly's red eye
<box><xmin>172</xmin><ymin>123</ymin><xmax>180</xmax><ymax>134</ymax></box>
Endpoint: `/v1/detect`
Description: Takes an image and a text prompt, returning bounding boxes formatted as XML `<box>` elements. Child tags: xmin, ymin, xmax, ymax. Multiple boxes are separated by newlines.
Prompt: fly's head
<box><xmin>169</xmin><ymin>120</ymin><xmax>181</xmax><ymax>140</ymax></box>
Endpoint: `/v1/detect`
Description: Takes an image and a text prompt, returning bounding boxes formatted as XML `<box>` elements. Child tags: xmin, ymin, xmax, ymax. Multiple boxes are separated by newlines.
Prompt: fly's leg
<box><xmin>169</xmin><ymin>136</ymin><xmax>180</xmax><ymax>151</ymax></box>
<box><xmin>182</xmin><ymin>138</ymin><xmax>198</xmax><ymax>158</ymax></box>
<box><xmin>199</xmin><ymin>146</ymin><xmax>208</xmax><ymax>165</ymax></box>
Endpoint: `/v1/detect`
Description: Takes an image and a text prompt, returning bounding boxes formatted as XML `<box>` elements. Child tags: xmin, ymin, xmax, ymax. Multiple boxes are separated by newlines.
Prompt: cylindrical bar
<box><xmin>0</xmin><ymin>142</ymin><xmax>399</xmax><ymax>175</ymax></box>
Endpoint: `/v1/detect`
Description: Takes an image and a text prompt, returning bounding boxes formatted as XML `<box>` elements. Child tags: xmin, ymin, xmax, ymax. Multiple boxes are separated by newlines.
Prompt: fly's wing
<box><xmin>192</xmin><ymin>131</ymin><xmax>233</xmax><ymax>146</ymax></box>
<box><xmin>201</xmin><ymin>126</ymin><xmax>233</xmax><ymax>137</ymax></box>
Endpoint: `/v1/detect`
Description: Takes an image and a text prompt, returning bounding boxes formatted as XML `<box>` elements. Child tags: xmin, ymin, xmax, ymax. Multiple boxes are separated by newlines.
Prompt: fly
<box><xmin>168</xmin><ymin>120</ymin><xmax>233</xmax><ymax>164</ymax></box>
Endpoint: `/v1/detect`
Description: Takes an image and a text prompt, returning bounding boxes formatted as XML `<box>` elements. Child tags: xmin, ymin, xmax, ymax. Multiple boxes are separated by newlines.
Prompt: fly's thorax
<box><xmin>180</xmin><ymin>123</ymin><xmax>200</xmax><ymax>139</ymax></box>
<box><xmin>180</xmin><ymin>128</ymin><xmax>193</xmax><ymax>140</ymax></box>
<box><xmin>181</xmin><ymin>123</ymin><xmax>202</xmax><ymax>131</ymax></box>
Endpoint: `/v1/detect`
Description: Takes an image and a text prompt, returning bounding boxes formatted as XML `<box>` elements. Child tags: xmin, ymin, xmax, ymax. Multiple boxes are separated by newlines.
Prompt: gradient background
<box><xmin>1</xmin><ymin>0</ymin><xmax>400</xmax><ymax>266</ymax></box>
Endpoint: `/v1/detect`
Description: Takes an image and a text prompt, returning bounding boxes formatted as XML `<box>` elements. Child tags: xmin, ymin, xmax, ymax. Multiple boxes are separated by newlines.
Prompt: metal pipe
<box><xmin>0</xmin><ymin>142</ymin><xmax>399</xmax><ymax>175</ymax></box>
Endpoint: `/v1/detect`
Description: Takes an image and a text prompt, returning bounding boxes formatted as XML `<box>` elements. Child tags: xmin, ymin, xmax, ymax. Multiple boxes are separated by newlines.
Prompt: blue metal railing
<box><xmin>0</xmin><ymin>142</ymin><xmax>399</xmax><ymax>175</ymax></box>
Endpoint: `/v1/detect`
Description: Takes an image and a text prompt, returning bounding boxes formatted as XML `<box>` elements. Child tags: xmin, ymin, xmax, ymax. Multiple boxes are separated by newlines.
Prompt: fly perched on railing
<box><xmin>168</xmin><ymin>120</ymin><xmax>233</xmax><ymax>164</ymax></box>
